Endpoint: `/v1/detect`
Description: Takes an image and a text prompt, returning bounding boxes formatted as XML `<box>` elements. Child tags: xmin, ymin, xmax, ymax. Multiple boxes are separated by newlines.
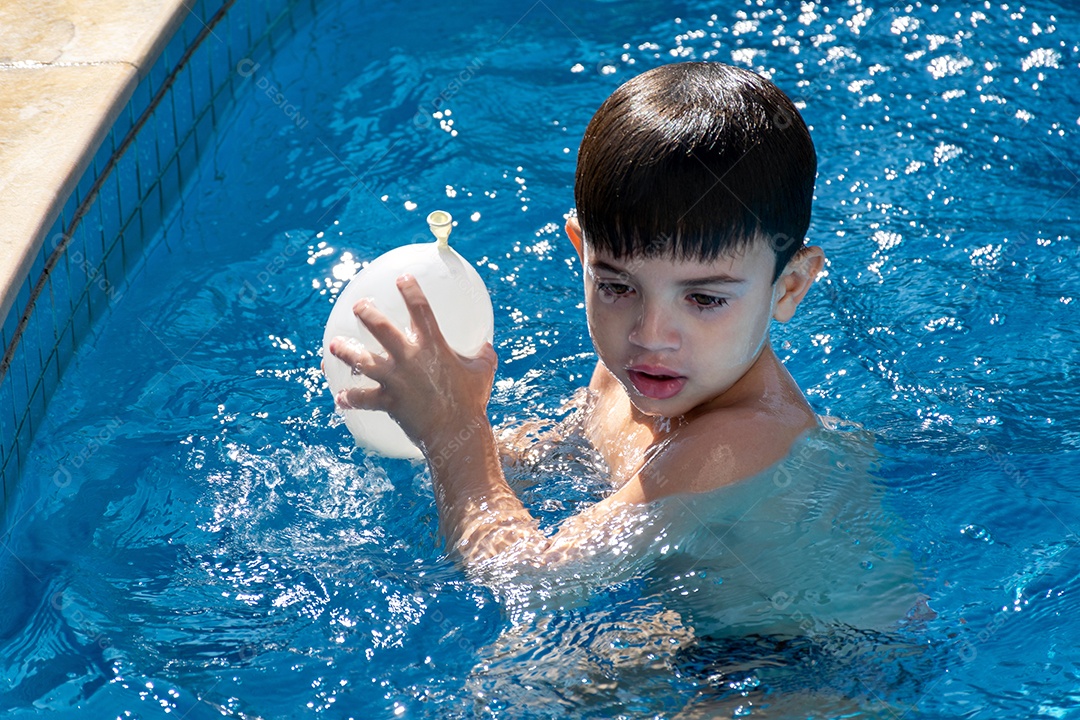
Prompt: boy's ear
<box><xmin>565</xmin><ymin>216</ymin><xmax>585</xmax><ymax>263</ymax></box>
<box><xmin>772</xmin><ymin>246</ymin><xmax>825</xmax><ymax>323</ymax></box>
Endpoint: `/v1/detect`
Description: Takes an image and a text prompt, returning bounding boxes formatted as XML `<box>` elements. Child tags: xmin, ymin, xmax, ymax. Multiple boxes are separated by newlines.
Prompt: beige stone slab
<box><xmin>0</xmin><ymin>62</ymin><xmax>137</xmax><ymax>324</ymax></box>
<box><xmin>0</xmin><ymin>0</ymin><xmax>190</xmax><ymax>78</ymax></box>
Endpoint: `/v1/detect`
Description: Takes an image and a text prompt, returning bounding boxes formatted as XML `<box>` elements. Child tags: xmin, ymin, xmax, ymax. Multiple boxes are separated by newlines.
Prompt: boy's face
<box><xmin>566</xmin><ymin>219</ymin><xmax>820</xmax><ymax>419</ymax></box>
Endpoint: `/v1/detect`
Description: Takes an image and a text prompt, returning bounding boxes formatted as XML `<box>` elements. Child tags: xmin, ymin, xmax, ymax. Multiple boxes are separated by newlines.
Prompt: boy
<box><xmin>327</xmin><ymin>62</ymin><xmax>825</xmax><ymax>568</ymax></box>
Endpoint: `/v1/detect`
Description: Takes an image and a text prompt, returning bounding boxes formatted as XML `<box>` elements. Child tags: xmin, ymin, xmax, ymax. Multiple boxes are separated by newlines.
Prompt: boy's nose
<box><xmin>629</xmin><ymin>302</ymin><xmax>680</xmax><ymax>351</ymax></box>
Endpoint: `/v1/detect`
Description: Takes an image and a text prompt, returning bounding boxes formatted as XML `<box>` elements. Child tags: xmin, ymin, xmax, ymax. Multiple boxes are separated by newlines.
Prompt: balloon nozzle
<box><xmin>427</xmin><ymin>210</ymin><xmax>453</xmax><ymax>247</ymax></box>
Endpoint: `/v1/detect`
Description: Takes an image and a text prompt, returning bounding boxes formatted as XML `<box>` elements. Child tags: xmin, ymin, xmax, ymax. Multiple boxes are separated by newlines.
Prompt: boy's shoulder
<box><xmin>637</xmin><ymin>403</ymin><xmax>814</xmax><ymax>500</ymax></box>
<box><xmin>589</xmin><ymin>364</ymin><xmax>818</xmax><ymax>503</ymax></box>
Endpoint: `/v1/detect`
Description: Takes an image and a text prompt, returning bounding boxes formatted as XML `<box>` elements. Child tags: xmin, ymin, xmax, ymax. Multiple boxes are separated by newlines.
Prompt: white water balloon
<box><xmin>322</xmin><ymin>210</ymin><xmax>494</xmax><ymax>459</ymax></box>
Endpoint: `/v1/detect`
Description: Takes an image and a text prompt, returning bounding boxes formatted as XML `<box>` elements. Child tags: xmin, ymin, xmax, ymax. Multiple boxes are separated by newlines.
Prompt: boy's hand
<box><xmin>327</xmin><ymin>275</ymin><xmax>497</xmax><ymax>449</ymax></box>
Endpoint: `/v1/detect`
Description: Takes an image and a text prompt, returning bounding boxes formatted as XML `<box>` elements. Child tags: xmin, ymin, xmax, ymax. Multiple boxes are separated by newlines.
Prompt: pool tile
<box><xmin>2</xmin><ymin>0</ymin><xmax>300</xmax><ymax>496</ymax></box>
<box><xmin>138</xmin><ymin>182</ymin><xmax>165</xmax><ymax>252</ymax></box>
<box><xmin>158</xmin><ymin>156</ymin><xmax>183</xmax><ymax>222</ymax></box>
<box><xmin>0</xmin><ymin>63</ymin><xmax>137</xmax><ymax>325</ymax></box>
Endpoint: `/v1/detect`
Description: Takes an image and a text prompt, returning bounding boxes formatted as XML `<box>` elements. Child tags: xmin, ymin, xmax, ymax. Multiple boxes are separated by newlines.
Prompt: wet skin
<box><xmin>566</xmin><ymin>217</ymin><xmax>826</xmax><ymax>496</ymax></box>
<box><xmin>326</xmin><ymin>221</ymin><xmax>825</xmax><ymax>560</ymax></box>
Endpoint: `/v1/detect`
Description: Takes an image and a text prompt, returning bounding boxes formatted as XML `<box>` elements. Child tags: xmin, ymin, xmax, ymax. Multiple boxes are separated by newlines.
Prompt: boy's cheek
<box><xmin>586</xmin><ymin>310</ymin><xmax>621</xmax><ymax>343</ymax></box>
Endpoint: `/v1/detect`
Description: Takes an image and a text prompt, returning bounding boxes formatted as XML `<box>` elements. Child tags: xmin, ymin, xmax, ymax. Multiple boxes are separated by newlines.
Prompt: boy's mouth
<box><xmin>627</xmin><ymin>367</ymin><xmax>687</xmax><ymax>400</ymax></box>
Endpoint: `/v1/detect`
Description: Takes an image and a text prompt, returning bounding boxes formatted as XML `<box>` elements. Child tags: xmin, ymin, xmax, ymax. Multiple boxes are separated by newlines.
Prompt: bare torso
<box><xmin>579</xmin><ymin>343</ymin><xmax>820</xmax><ymax>503</ymax></box>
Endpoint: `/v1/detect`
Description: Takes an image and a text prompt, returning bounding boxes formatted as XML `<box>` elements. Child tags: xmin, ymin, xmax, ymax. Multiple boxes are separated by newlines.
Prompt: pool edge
<box><xmin>0</xmin><ymin>0</ymin><xmax>192</xmax><ymax>328</ymax></box>
<box><xmin>0</xmin><ymin>0</ymin><xmax>311</xmax><ymax>502</ymax></box>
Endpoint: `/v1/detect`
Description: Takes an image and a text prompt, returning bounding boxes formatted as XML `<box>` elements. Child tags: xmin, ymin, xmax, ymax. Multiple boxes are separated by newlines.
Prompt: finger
<box><xmin>396</xmin><ymin>275</ymin><xmax>448</xmax><ymax>347</ymax></box>
<box><xmin>479</xmin><ymin>342</ymin><xmax>498</xmax><ymax>367</ymax></box>
<box><xmin>329</xmin><ymin>337</ymin><xmax>393</xmax><ymax>380</ymax></box>
<box><xmin>352</xmin><ymin>299</ymin><xmax>411</xmax><ymax>357</ymax></box>
<box><xmin>465</xmin><ymin>342</ymin><xmax>499</xmax><ymax>372</ymax></box>
<box><xmin>328</xmin><ymin>335</ymin><xmax>365</xmax><ymax>366</ymax></box>
<box><xmin>336</xmin><ymin>385</ymin><xmax>384</xmax><ymax>411</ymax></box>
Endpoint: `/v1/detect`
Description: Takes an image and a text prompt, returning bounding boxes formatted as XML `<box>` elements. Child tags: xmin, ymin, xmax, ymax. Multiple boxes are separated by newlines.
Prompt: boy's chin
<box><xmin>626</xmin><ymin>392</ymin><xmax>692</xmax><ymax>420</ymax></box>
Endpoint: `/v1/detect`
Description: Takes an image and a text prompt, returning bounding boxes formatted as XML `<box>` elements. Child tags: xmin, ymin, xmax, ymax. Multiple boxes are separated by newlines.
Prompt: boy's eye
<box><xmin>688</xmin><ymin>293</ymin><xmax>728</xmax><ymax>309</ymax></box>
<box><xmin>596</xmin><ymin>281</ymin><xmax>634</xmax><ymax>298</ymax></box>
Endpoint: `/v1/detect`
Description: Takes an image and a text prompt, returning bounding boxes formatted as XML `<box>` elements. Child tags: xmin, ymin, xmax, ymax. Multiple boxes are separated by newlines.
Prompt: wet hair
<box><xmin>574</xmin><ymin>62</ymin><xmax>816</xmax><ymax>281</ymax></box>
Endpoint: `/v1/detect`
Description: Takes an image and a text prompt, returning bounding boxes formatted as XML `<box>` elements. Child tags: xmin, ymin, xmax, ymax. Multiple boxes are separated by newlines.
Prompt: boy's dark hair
<box><xmin>574</xmin><ymin>62</ymin><xmax>816</xmax><ymax>281</ymax></box>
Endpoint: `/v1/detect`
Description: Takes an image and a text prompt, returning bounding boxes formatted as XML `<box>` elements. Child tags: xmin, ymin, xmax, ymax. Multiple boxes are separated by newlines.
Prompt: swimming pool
<box><xmin>2</xmin><ymin>0</ymin><xmax>1078</xmax><ymax>716</ymax></box>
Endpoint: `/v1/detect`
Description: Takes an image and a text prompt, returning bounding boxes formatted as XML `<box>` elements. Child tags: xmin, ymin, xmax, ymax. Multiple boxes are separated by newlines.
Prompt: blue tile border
<box><xmin>0</xmin><ymin>0</ymin><xmax>307</xmax><ymax>502</ymax></box>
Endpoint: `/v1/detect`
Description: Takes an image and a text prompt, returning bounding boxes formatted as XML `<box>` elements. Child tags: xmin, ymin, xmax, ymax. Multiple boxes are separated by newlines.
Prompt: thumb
<box><xmin>465</xmin><ymin>342</ymin><xmax>498</xmax><ymax>374</ymax></box>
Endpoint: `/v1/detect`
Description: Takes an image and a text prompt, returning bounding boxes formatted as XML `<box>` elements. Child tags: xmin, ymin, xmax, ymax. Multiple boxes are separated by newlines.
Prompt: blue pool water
<box><xmin>3</xmin><ymin>0</ymin><xmax>1079</xmax><ymax>716</ymax></box>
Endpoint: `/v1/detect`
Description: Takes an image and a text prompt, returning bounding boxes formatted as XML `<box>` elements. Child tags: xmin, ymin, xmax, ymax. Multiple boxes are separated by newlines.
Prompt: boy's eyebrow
<box><xmin>675</xmin><ymin>273</ymin><xmax>747</xmax><ymax>287</ymax></box>
<box><xmin>589</xmin><ymin>260</ymin><xmax>746</xmax><ymax>286</ymax></box>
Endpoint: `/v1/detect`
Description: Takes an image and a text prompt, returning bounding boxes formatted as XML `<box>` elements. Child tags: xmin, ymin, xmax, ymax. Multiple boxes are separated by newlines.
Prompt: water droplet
<box><xmin>961</xmin><ymin>524</ymin><xmax>994</xmax><ymax>543</ymax></box>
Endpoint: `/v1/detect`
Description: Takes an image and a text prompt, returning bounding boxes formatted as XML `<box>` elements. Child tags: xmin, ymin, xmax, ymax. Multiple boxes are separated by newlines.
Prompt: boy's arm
<box><xmin>326</xmin><ymin>276</ymin><xmax>782</xmax><ymax>567</ymax></box>
<box><xmin>328</xmin><ymin>275</ymin><xmax>585</xmax><ymax>566</ymax></box>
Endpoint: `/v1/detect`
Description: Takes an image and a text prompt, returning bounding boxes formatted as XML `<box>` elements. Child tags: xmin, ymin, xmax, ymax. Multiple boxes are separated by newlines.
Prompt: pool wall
<box><xmin>0</xmin><ymin>0</ymin><xmax>310</xmax><ymax>504</ymax></box>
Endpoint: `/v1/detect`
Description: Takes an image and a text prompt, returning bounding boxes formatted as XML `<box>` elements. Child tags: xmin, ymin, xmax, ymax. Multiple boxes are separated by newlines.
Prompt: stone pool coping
<box><xmin>0</xmin><ymin>0</ymin><xmax>191</xmax><ymax>327</ymax></box>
